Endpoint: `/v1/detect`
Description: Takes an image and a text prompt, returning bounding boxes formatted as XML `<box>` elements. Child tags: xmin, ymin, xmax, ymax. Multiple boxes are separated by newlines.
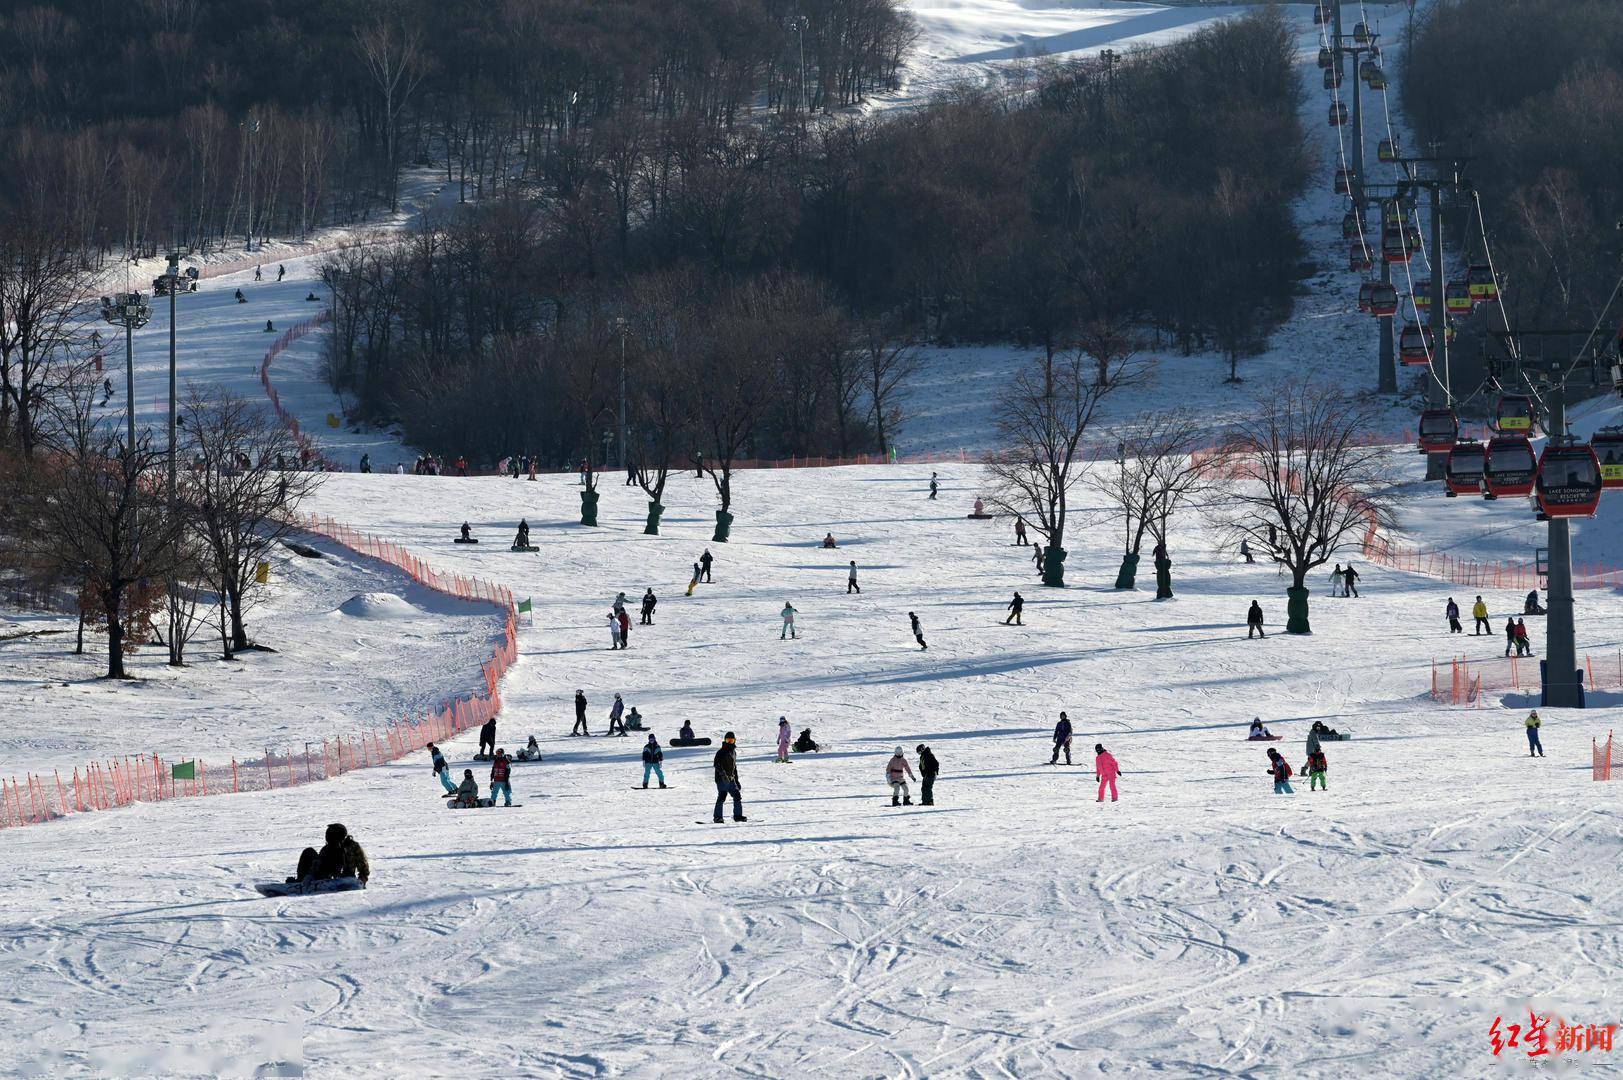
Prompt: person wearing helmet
<box><xmin>886</xmin><ymin>747</ymin><xmax>916</xmax><ymax>806</ymax></box>
<box><xmin>490</xmin><ymin>749</ymin><xmax>513</xmax><ymax>806</ymax></box>
<box><xmin>916</xmin><ymin>744</ymin><xmax>939</xmax><ymax>805</ymax></box>
<box><xmin>713</xmin><ymin>732</ymin><xmax>745</xmax><ymax>822</ymax></box>
<box><xmin>776</xmin><ymin>717</ymin><xmax>791</xmax><ymax>763</ymax></box>
<box><xmin>641</xmin><ymin>734</ymin><xmax>667</xmax><ymax>789</ymax></box>
<box><xmin>290</xmin><ymin>822</ymin><xmax>369</xmax><ymax>885</ymax></box>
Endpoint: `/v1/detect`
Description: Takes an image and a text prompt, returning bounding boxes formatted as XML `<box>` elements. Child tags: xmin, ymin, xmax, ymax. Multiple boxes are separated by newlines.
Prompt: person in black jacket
<box><xmin>427</xmin><ymin>741</ymin><xmax>455</xmax><ymax>796</ymax></box>
<box><xmin>712</xmin><ymin>732</ymin><xmax>745</xmax><ymax>822</ymax></box>
<box><xmin>290</xmin><ymin>822</ymin><xmax>369</xmax><ymax>884</ymax></box>
<box><xmin>1247</xmin><ymin>600</ymin><xmax>1265</xmax><ymax>639</ymax></box>
<box><xmin>641</xmin><ymin>734</ymin><xmax>667</xmax><ymax>789</ymax></box>
<box><xmin>1049</xmin><ymin>711</ymin><xmax>1073</xmax><ymax>765</ymax></box>
<box><xmin>909</xmin><ymin>611</ymin><xmax>927</xmax><ymax>650</ymax></box>
<box><xmin>478</xmin><ymin>717</ymin><xmax>497</xmax><ymax>758</ymax></box>
<box><xmin>916</xmin><ymin>744</ymin><xmax>939</xmax><ymax>805</ymax></box>
<box><xmin>640</xmin><ymin>589</ymin><xmax>657</xmax><ymax>625</ymax></box>
<box><xmin>699</xmin><ymin>549</ymin><xmax>714</xmax><ymax>582</ymax></box>
<box><xmin>572</xmin><ymin>690</ymin><xmax>589</xmax><ymax>736</ymax></box>
<box><xmin>1005</xmin><ymin>592</ymin><xmax>1024</xmax><ymax>625</ymax></box>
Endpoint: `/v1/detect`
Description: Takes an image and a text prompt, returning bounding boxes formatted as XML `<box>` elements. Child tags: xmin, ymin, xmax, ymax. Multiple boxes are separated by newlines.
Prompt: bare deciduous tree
<box><xmin>0</xmin><ymin>222</ymin><xmax>94</xmax><ymax>455</ymax></box>
<box><xmin>1095</xmin><ymin>409</ymin><xmax>1213</xmax><ymax>595</ymax></box>
<box><xmin>858</xmin><ymin>319</ymin><xmax>919</xmax><ymax>460</ymax></box>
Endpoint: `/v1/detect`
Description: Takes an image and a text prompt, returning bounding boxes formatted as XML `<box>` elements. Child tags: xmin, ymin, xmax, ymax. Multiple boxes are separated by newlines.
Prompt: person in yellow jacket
<box><xmin>1525</xmin><ymin>711</ymin><xmax>1543</xmax><ymax>757</ymax></box>
<box><xmin>1471</xmin><ymin>596</ymin><xmax>1490</xmax><ymax>635</ymax></box>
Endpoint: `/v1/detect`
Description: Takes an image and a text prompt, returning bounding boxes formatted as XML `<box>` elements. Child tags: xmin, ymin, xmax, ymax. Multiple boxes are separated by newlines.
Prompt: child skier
<box><xmin>886</xmin><ymin>746</ymin><xmax>916</xmax><ymax>806</ymax></box>
<box><xmin>1305</xmin><ymin>748</ymin><xmax>1328</xmax><ymax>791</ymax></box>
<box><xmin>780</xmin><ymin>602</ymin><xmax>798</xmax><ymax>640</ymax></box>
<box><xmin>1094</xmin><ymin>743</ymin><xmax>1120</xmax><ymax>802</ymax></box>
<box><xmin>490</xmin><ymin>750</ymin><xmax>513</xmax><ymax>807</ymax></box>
<box><xmin>776</xmin><ymin>717</ymin><xmax>791</xmax><ymax>763</ymax></box>
<box><xmin>641</xmin><ymin>734</ymin><xmax>667</xmax><ymax>788</ymax></box>
<box><xmin>1266</xmin><ymin>748</ymin><xmax>1294</xmax><ymax>794</ymax></box>
<box><xmin>1525</xmin><ymin>710</ymin><xmax>1544</xmax><ymax>757</ymax></box>
<box><xmin>1445</xmin><ymin>597</ymin><xmax>1461</xmax><ymax>634</ymax></box>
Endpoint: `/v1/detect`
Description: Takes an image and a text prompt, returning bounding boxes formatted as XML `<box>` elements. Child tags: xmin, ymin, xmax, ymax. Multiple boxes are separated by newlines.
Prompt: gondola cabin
<box><xmin>1382</xmin><ymin>225</ymin><xmax>1414</xmax><ymax>264</ymax></box>
<box><xmin>1445</xmin><ymin>441</ymin><xmax>1485</xmax><ymax>496</ymax></box>
<box><xmin>1357</xmin><ymin>281</ymin><xmax>1374</xmax><ymax>313</ymax></box>
<box><xmin>1353</xmin><ymin>21</ymin><xmax>1370</xmax><ymax>43</ymax></box>
<box><xmin>1348</xmin><ymin>243</ymin><xmax>1372</xmax><ymax>272</ymax></box>
<box><xmin>1445</xmin><ymin>280</ymin><xmax>1474</xmax><ymax>314</ymax></box>
<box><xmin>1413</xmin><ymin>281</ymin><xmax>1432</xmax><ymax>313</ymax></box>
<box><xmin>1533</xmin><ymin>441</ymin><xmax>1603</xmax><ymax>519</ymax></box>
<box><xmin>1482</xmin><ymin>436</ymin><xmax>1536</xmax><ymax>499</ymax></box>
<box><xmin>1593</xmin><ymin>428</ymin><xmax>1623</xmax><ymax>489</ymax></box>
<box><xmin>1329</xmin><ymin>101</ymin><xmax>1348</xmax><ymax>126</ymax></box>
<box><xmin>1368</xmin><ymin>282</ymin><xmax>1398</xmax><ymax>317</ymax></box>
<box><xmin>1399</xmin><ymin>322</ymin><xmax>1434</xmax><ymax>364</ymax></box>
<box><xmin>1342</xmin><ymin>211</ymin><xmax>1362</xmax><ymax>239</ymax></box>
<box><xmin>1466</xmin><ymin>263</ymin><xmax>1498</xmax><ymax>302</ymax></box>
<box><xmin>1318</xmin><ymin>46</ymin><xmax>1334</xmax><ymax>69</ymax></box>
<box><xmin>1418</xmin><ymin>409</ymin><xmax>1458</xmax><ymax>454</ymax></box>
<box><xmin>1494</xmin><ymin>394</ymin><xmax>1534</xmax><ymax>433</ymax></box>
<box><xmin>1377</xmin><ymin>137</ymin><xmax>1399</xmax><ymax>163</ymax></box>
<box><xmin>1366</xmin><ymin>67</ymin><xmax>1388</xmax><ymax>91</ymax></box>
<box><xmin>1324</xmin><ymin>67</ymin><xmax>1342</xmax><ymax>89</ymax></box>
<box><xmin>1334</xmin><ymin>168</ymin><xmax>1353</xmax><ymax>196</ymax></box>
<box><xmin>1313</xmin><ymin>3</ymin><xmax>1326</xmax><ymax>24</ymax></box>
<box><xmin>1359</xmin><ymin>58</ymin><xmax>1379</xmax><ymax>82</ymax></box>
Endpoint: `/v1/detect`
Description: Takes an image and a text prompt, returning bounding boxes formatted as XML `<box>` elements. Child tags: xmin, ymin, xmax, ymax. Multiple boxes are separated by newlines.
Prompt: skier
<box><xmin>277</xmin><ymin>264</ymin><xmax>286</xmax><ymax>282</ymax></box>
<box><xmin>254</xmin><ymin>265</ymin><xmax>263</xmax><ymax>281</ymax></box>
<box><xmin>607</xmin><ymin>694</ymin><xmax>627</xmax><ymax>736</ymax></box>
<box><xmin>1503</xmin><ymin>616</ymin><xmax>1517</xmax><ymax>657</ymax></box>
<box><xmin>794</xmin><ymin>727</ymin><xmax>820</xmax><ymax>753</ymax></box>
<box><xmin>1049</xmin><ymin>711</ymin><xmax>1073</xmax><ymax>765</ymax></box>
<box><xmin>573</xmin><ymin>690</ymin><xmax>590</xmax><ymax>736</ymax></box>
<box><xmin>1266</xmin><ymin>747</ymin><xmax>1295</xmax><ymax>794</ymax></box>
<box><xmin>780</xmin><ymin>602</ymin><xmax>798</xmax><ymax>640</ymax></box>
<box><xmin>289</xmin><ymin>823</ymin><xmax>370</xmax><ymax>885</ymax></box>
<box><xmin>928</xmin><ymin>472</ymin><xmax>939</xmax><ymax>500</ymax></box>
<box><xmin>1329</xmin><ymin>564</ymin><xmax>1345</xmax><ymax>597</ymax></box>
<box><xmin>1343</xmin><ymin>563</ymin><xmax>1360</xmax><ymax>597</ymax></box>
<box><xmin>776</xmin><ymin>717</ymin><xmax>791</xmax><ymax>763</ymax></box>
<box><xmin>489</xmin><ymin>750</ymin><xmax>513</xmax><ymax>807</ymax></box>
<box><xmin>1525</xmin><ymin>710</ymin><xmax>1544</xmax><ymax>757</ymax></box>
<box><xmin>452</xmin><ymin>769</ymin><xmax>481</xmax><ymax>807</ymax></box>
<box><xmin>1445</xmin><ymin>597</ymin><xmax>1462</xmax><ymax>634</ymax></box>
<box><xmin>1472</xmin><ymin>595</ymin><xmax>1490</xmax><ymax>635</ymax></box>
<box><xmin>360</xmin><ymin>453</ymin><xmax>372</xmax><ymax>474</ymax></box>
<box><xmin>712</xmin><ymin>732</ymin><xmax>746</xmax><ymax>823</ymax></box>
<box><xmin>459</xmin><ymin>522</ymin><xmax>473</xmax><ymax>542</ymax></box>
<box><xmin>516</xmin><ymin>735</ymin><xmax>542</xmax><ymax>761</ymax></box>
<box><xmin>642</xmin><ymin>734</ymin><xmax>667</xmax><ymax>788</ymax></box>
<box><xmin>700</xmin><ymin>549</ymin><xmax>714</xmax><ymax>582</ymax></box>
<box><xmin>1239</xmin><ymin>538</ymin><xmax>1254</xmax><ymax>563</ymax></box>
<box><xmin>608</xmin><ymin>612</ymin><xmax>622</xmax><ymax>650</ymax></box>
<box><xmin>916</xmin><ymin>744</ymin><xmax>939</xmax><ymax>805</ymax></box>
<box><xmin>909</xmin><ymin>611</ymin><xmax>927</xmax><ymax>651</ymax></box>
<box><xmin>428</xmin><ymin>741</ymin><xmax>456</xmax><ymax>796</ymax></box>
<box><xmin>1014</xmin><ymin>517</ymin><xmax>1028</xmax><ymax>546</ymax></box>
<box><xmin>847</xmin><ymin>560</ymin><xmax>860</xmax><ymax>594</ymax></box>
<box><xmin>1246</xmin><ymin>600</ymin><xmax>1265</xmax><ymax>638</ymax></box>
<box><xmin>234</xmin><ymin>288</ymin><xmax>247</xmax><ymax>303</ymax></box>
<box><xmin>640</xmin><ymin>589</ymin><xmax>656</xmax><ymax>625</ymax></box>
<box><xmin>1305</xmin><ymin>746</ymin><xmax>1328</xmax><ymax>791</ymax></box>
<box><xmin>617</xmin><ymin>607</ymin><xmax>632</xmax><ymax>649</ymax></box>
<box><xmin>1524</xmin><ymin>590</ymin><xmax>1546</xmax><ymax>615</ymax></box>
<box><xmin>1094</xmin><ymin>743</ymin><xmax>1120</xmax><ymax>802</ymax></box>
<box><xmin>886</xmin><ymin>746</ymin><xmax>916</xmax><ymax>806</ymax></box>
<box><xmin>455</xmin><ymin>456</ymin><xmax>468</xmax><ymax>476</ymax></box>
<box><xmin>1005</xmin><ymin>592</ymin><xmax>1024</xmax><ymax>626</ymax></box>
<box><xmin>1514</xmin><ymin>618</ymin><xmax>1530</xmax><ymax>657</ymax></box>
<box><xmin>478</xmin><ymin>717</ymin><xmax>497</xmax><ymax>759</ymax></box>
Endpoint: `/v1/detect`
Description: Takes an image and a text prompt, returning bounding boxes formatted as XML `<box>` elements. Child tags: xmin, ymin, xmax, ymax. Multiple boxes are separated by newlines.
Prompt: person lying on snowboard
<box><xmin>289</xmin><ymin>822</ymin><xmax>370</xmax><ymax>885</ymax></box>
<box><xmin>793</xmin><ymin>727</ymin><xmax>820</xmax><ymax>753</ymax></box>
<box><xmin>1247</xmin><ymin>718</ymin><xmax>1272</xmax><ymax>740</ymax></box>
<box><xmin>451</xmin><ymin>769</ymin><xmax>481</xmax><ymax>807</ymax></box>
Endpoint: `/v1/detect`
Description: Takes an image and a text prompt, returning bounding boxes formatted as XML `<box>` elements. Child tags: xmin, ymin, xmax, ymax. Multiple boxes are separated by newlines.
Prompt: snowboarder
<box><xmin>617</xmin><ymin>608</ymin><xmax>632</xmax><ymax>649</ymax></box>
<box><xmin>1524</xmin><ymin>590</ymin><xmax>1546</xmax><ymax>615</ymax></box>
<box><xmin>909</xmin><ymin>611</ymin><xmax>927</xmax><ymax>651</ymax></box>
<box><xmin>513</xmin><ymin>519</ymin><xmax>531</xmax><ymax>549</ymax></box>
<box><xmin>1445</xmin><ymin>597</ymin><xmax>1462</xmax><ymax>634</ymax></box>
<box><xmin>822</xmin><ymin>532</ymin><xmax>837</xmax><ymax>548</ymax></box>
<box><xmin>608</xmin><ymin>611</ymin><xmax>623</xmax><ymax>650</ymax></box>
<box><xmin>1305</xmin><ymin>747</ymin><xmax>1328</xmax><ymax>791</ymax></box>
<box><xmin>1005</xmin><ymin>592</ymin><xmax>1024</xmax><ymax>625</ymax></box>
<box><xmin>1525</xmin><ymin>710</ymin><xmax>1543</xmax><ymax>757</ymax></box>
<box><xmin>459</xmin><ymin>522</ymin><xmax>473</xmax><ymax>542</ymax></box>
<box><xmin>642</xmin><ymin>734</ymin><xmax>667</xmax><ymax>788</ymax></box>
<box><xmin>1472</xmin><ymin>596</ymin><xmax>1490</xmax><ymax>635</ymax></box>
<box><xmin>1514</xmin><ymin>618</ymin><xmax>1530</xmax><ymax>657</ymax></box>
<box><xmin>234</xmin><ymin>288</ymin><xmax>247</xmax><ymax>303</ymax></box>
<box><xmin>1094</xmin><ymin>744</ymin><xmax>1120</xmax><ymax>802</ymax></box>
<box><xmin>452</xmin><ymin>769</ymin><xmax>481</xmax><ymax>807</ymax></box>
<box><xmin>1329</xmin><ymin>564</ymin><xmax>1345</xmax><ymax>597</ymax></box>
<box><xmin>713</xmin><ymin>732</ymin><xmax>745</xmax><ymax>822</ymax></box>
<box><xmin>679</xmin><ymin>720</ymin><xmax>696</xmax><ymax>742</ymax></box>
<box><xmin>573</xmin><ymin>690</ymin><xmax>590</xmax><ymax>736</ymax></box>
<box><xmin>360</xmin><ymin>453</ymin><xmax>372</xmax><ymax>474</ymax></box>
<box><xmin>1305</xmin><ymin>722</ymin><xmax>1321</xmax><ymax>758</ymax></box>
<box><xmin>478</xmin><ymin>717</ymin><xmax>497</xmax><ymax>759</ymax></box>
<box><xmin>1239</xmin><ymin>538</ymin><xmax>1253</xmax><ymax>563</ymax></box>
<box><xmin>776</xmin><ymin>717</ymin><xmax>791</xmax><ymax>763</ymax></box>
<box><xmin>254</xmin><ymin>265</ymin><xmax>263</xmax><ymax>281</ymax></box>
<box><xmin>1050</xmin><ymin>712</ymin><xmax>1073</xmax><ymax>765</ymax></box>
<box><xmin>1342</xmin><ymin>563</ymin><xmax>1360</xmax><ymax>597</ymax></box>
<box><xmin>1266</xmin><ymin>748</ymin><xmax>1294</xmax><ymax>794</ymax></box>
<box><xmin>886</xmin><ymin>746</ymin><xmax>916</xmax><ymax>805</ymax></box>
<box><xmin>847</xmin><ymin>560</ymin><xmax>860</xmax><ymax>594</ymax></box>
<box><xmin>699</xmin><ymin>549</ymin><xmax>714</xmax><ymax>582</ymax></box>
<box><xmin>1033</xmin><ymin>545</ymin><xmax>1044</xmax><ymax>574</ymax></box>
<box><xmin>489</xmin><ymin>750</ymin><xmax>513</xmax><ymax>807</ymax></box>
<box><xmin>1246</xmin><ymin>600</ymin><xmax>1265</xmax><ymax>638</ymax></box>
<box><xmin>640</xmin><ymin>589</ymin><xmax>656</xmax><ymax>625</ymax></box>
<box><xmin>607</xmin><ymin>694</ymin><xmax>627</xmax><ymax>735</ymax></box>
<box><xmin>613</xmin><ymin>591</ymin><xmax>628</xmax><ymax>615</ymax></box>
<box><xmin>455</xmin><ymin>456</ymin><xmax>468</xmax><ymax>476</ymax></box>
<box><xmin>289</xmin><ymin>823</ymin><xmax>369</xmax><ymax>885</ymax></box>
<box><xmin>794</xmin><ymin>728</ymin><xmax>820</xmax><ymax>753</ymax></box>
<box><xmin>916</xmin><ymin>744</ymin><xmax>939</xmax><ymax>805</ymax></box>
<box><xmin>277</xmin><ymin>264</ymin><xmax>286</xmax><ymax>282</ymax></box>
<box><xmin>1014</xmin><ymin>517</ymin><xmax>1028</xmax><ymax>546</ymax></box>
<box><xmin>625</xmin><ymin>706</ymin><xmax>645</xmax><ymax>731</ymax></box>
<box><xmin>101</xmin><ymin>378</ymin><xmax>113</xmax><ymax>405</ymax></box>
<box><xmin>687</xmin><ymin>564</ymin><xmax>699</xmax><ymax>597</ymax></box>
<box><xmin>780</xmin><ymin>602</ymin><xmax>798</xmax><ymax>640</ymax></box>
<box><xmin>928</xmin><ymin>472</ymin><xmax>938</xmax><ymax>500</ymax></box>
<box><xmin>516</xmin><ymin>735</ymin><xmax>542</xmax><ymax>761</ymax></box>
<box><xmin>1503</xmin><ymin>616</ymin><xmax>1517</xmax><ymax>657</ymax></box>
<box><xmin>1248</xmin><ymin>718</ymin><xmax>1272</xmax><ymax>740</ymax></box>
<box><xmin>428</xmin><ymin>741</ymin><xmax>456</xmax><ymax>795</ymax></box>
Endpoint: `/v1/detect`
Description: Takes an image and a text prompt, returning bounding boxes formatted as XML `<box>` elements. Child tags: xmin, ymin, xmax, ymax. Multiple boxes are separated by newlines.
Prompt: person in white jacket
<box><xmin>886</xmin><ymin>746</ymin><xmax>916</xmax><ymax>806</ymax></box>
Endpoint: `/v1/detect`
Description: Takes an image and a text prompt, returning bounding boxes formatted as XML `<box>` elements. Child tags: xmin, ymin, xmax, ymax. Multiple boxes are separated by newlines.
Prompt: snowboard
<box><xmin>632</xmin><ymin>786</ymin><xmax>672</xmax><ymax>790</ymax></box>
<box><xmin>1324</xmin><ymin>733</ymin><xmax>1352</xmax><ymax>741</ymax></box>
<box><xmin>510</xmin><ymin>545</ymin><xmax>539</xmax><ymax>553</ymax></box>
<box><xmin>696</xmin><ymin>820</ymin><xmax>750</xmax><ymax>824</ymax></box>
<box><xmin>454</xmin><ymin>537</ymin><xmax>479</xmax><ymax>544</ymax></box>
<box><xmin>255</xmin><ymin>876</ymin><xmax>364</xmax><ymax>898</ymax></box>
<box><xmin>512</xmin><ymin>756</ymin><xmax>544</xmax><ymax>764</ymax></box>
<box><xmin>447</xmin><ymin>798</ymin><xmax>521</xmax><ymax>809</ymax></box>
<box><xmin>670</xmin><ymin>737</ymin><xmax>712</xmax><ymax>747</ymax></box>
<box><xmin>1246</xmin><ymin>735</ymin><xmax>1283</xmax><ymax>742</ymax></box>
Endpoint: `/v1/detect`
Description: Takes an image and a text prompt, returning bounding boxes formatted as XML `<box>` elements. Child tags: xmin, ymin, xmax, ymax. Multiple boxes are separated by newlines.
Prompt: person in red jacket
<box><xmin>1266</xmin><ymin>747</ymin><xmax>1294</xmax><ymax>794</ymax></box>
<box><xmin>455</xmin><ymin>455</ymin><xmax>468</xmax><ymax>476</ymax></box>
<box><xmin>617</xmin><ymin>607</ymin><xmax>631</xmax><ymax>649</ymax></box>
<box><xmin>489</xmin><ymin>750</ymin><xmax>513</xmax><ymax>806</ymax></box>
<box><xmin>1094</xmin><ymin>743</ymin><xmax>1120</xmax><ymax>802</ymax></box>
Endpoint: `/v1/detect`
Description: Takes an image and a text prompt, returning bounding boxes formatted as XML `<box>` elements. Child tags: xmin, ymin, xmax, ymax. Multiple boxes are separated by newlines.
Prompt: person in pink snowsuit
<box><xmin>1094</xmin><ymin>743</ymin><xmax>1120</xmax><ymax>802</ymax></box>
<box><xmin>776</xmin><ymin>717</ymin><xmax>791</xmax><ymax>762</ymax></box>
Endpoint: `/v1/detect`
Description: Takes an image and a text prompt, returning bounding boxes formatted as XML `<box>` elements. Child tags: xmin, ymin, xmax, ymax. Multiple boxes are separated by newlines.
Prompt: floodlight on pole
<box><xmin>100</xmin><ymin>291</ymin><xmax>151</xmax><ymax>451</ymax></box>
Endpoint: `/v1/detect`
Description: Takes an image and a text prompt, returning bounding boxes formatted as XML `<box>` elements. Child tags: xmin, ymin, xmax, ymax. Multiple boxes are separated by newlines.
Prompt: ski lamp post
<box><xmin>100</xmin><ymin>291</ymin><xmax>151</xmax><ymax>451</ymax></box>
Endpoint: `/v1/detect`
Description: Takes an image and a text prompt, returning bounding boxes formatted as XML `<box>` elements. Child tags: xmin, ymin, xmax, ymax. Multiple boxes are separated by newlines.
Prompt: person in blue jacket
<box><xmin>1049</xmin><ymin>711</ymin><xmax>1073</xmax><ymax>765</ymax></box>
<box><xmin>641</xmin><ymin>734</ymin><xmax>668</xmax><ymax>789</ymax></box>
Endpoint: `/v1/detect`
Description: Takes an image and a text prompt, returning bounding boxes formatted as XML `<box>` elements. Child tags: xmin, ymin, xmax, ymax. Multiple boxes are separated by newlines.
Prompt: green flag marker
<box><xmin>172</xmin><ymin>760</ymin><xmax>196</xmax><ymax>781</ymax></box>
<box><xmin>517</xmin><ymin>598</ymin><xmax>532</xmax><ymax>614</ymax></box>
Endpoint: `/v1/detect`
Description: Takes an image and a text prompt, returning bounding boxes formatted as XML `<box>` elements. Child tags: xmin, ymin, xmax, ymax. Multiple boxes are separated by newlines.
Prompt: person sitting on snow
<box><xmin>1248</xmin><ymin>718</ymin><xmax>1272</xmax><ymax>740</ymax></box>
<box><xmin>625</xmin><ymin>706</ymin><xmax>645</xmax><ymax>731</ymax></box>
<box><xmin>288</xmin><ymin>822</ymin><xmax>369</xmax><ymax>885</ymax></box>
<box><xmin>822</xmin><ymin>532</ymin><xmax>837</xmax><ymax>548</ymax></box>
<box><xmin>678</xmin><ymin>720</ymin><xmax>696</xmax><ymax>742</ymax></box>
<box><xmin>516</xmin><ymin>735</ymin><xmax>542</xmax><ymax>761</ymax></box>
<box><xmin>793</xmin><ymin>727</ymin><xmax>820</xmax><ymax>753</ymax></box>
<box><xmin>1524</xmin><ymin>590</ymin><xmax>1546</xmax><ymax>615</ymax></box>
<box><xmin>513</xmin><ymin>519</ymin><xmax>531</xmax><ymax>548</ymax></box>
<box><xmin>451</xmin><ymin>769</ymin><xmax>481</xmax><ymax>807</ymax></box>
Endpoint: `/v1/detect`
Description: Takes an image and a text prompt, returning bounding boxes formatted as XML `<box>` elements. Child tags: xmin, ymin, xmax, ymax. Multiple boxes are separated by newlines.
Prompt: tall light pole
<box><xmin>154</xmin><ymin>253</ymin><xmax>195</xmax><ymax>666</ymax></box>
<box><xmin>100</xmin><ymin>290</ymin><xmax>151</xmax><ymax>450</ymax></box>
<box><xmin>243</xmin><ymin>115</ymin><xmax>261</xmax><ymax>251</ymax></box>
<box><xmin>615</xmin><ymin>316</ymin><xmax>629</xmax><ymax>472</ymax></box>
<box><xmin>793</xmin><ymin>15</ymin><xmax>809</xmax><ymax>112</ymax></box>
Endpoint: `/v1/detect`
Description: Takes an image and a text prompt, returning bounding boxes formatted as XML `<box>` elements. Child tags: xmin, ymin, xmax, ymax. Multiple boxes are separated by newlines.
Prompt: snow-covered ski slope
<box><xmin>6</xmin><ymin>460</ymin><xmax>1623</xmax><ymax>1075</ymax></box>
